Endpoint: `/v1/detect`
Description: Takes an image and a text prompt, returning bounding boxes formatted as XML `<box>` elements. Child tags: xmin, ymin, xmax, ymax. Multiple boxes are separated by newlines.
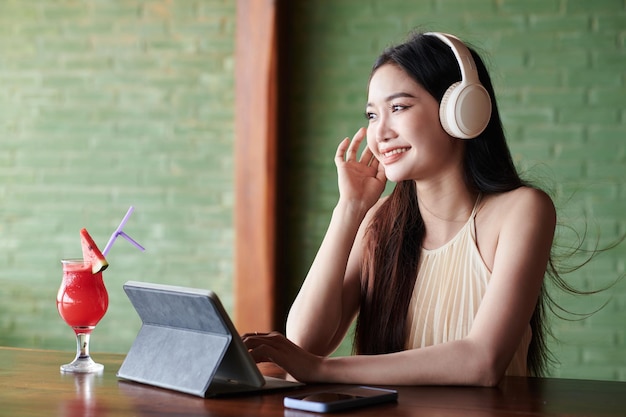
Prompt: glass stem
<box><xmin>76</xmin><ymin>332</ymin><xmax>91</xmax><ymax>359</ymax></box>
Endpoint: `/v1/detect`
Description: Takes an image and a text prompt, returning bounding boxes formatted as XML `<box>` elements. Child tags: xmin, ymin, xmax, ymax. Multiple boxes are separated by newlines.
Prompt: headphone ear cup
<box><xmin>439</xmin><ymin>81</ymin><xmax>492</xmax><ymax>139</ymax></box>
<box><xmin>439</xmin><ymin>82</ymin><xmax>461</xmax><ymax>138</ymax></box>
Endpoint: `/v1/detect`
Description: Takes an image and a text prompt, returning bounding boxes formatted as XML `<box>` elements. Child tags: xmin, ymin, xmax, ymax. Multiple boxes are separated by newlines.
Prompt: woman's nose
<box><xmin>373</xmin><ymin>116</ymin><xmax>395</xmax><ymax>142</ymax></box>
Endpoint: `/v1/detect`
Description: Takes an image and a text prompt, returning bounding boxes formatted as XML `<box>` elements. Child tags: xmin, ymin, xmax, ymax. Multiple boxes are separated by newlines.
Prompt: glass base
<box><xmin>60</xmin><ymin>355</ymin><xmax>104</xmax><ymax>374</ymax></box>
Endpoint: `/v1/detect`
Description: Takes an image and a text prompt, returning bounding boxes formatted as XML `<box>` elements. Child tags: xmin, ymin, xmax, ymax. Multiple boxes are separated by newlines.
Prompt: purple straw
<box><xmin>103</xmin><ymin>206</ymin><xmax>145</xmax><ymax>256</ymax></box>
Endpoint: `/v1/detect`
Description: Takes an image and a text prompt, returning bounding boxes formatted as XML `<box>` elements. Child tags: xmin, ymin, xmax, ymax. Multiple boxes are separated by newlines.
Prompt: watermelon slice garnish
<box><xmin>80</xmin><ymin>228</ymin><xmax>109</xmax><ymax>274</ymax></box>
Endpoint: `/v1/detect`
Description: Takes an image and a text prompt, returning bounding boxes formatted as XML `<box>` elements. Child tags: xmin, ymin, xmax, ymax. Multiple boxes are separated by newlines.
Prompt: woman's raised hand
<box><xmin>335</xmin><ymin>128</ymin><xmax>387</xmax><ymax>211</ymax></box>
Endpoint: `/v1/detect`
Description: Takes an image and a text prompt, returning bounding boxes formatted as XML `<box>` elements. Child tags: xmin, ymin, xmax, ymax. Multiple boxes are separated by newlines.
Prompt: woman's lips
<box><xmin>380</xmin><ymin>147</ymin><xmax>409</xmax><ymax>163</ymax></box>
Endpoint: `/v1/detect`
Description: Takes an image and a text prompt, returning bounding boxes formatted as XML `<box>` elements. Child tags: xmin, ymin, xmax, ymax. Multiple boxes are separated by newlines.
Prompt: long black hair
<box><xmin>354</xmin><ymin>32</ymin><xmax>551</xmax><ymax>376</ymax></box>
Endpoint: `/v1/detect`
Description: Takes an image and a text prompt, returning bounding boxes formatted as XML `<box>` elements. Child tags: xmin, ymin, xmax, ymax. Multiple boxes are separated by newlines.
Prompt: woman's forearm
<box><xmin>318</xmin><ymin>338</ymin><xmax>504</xmax><ymax>387</ymax></box>
<box><xmin>286</xmin><ymin>200</ymin><xmax>370</xmax><ymax>355</ymax></box>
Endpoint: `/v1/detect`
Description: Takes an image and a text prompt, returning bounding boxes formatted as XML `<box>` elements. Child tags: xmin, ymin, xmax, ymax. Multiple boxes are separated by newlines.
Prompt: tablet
<box><xmin>117</xmin><ymin>281</ymin><xmax>303</xmax><ymax>397</ymax></box>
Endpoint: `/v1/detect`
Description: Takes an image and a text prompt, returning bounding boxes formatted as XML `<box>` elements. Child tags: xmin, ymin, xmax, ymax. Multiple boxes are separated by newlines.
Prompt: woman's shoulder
<box><xmin>481</xmin><ymin>186</ymin><xmax>556</xmax><ymax>228</ymax></box>
<box><xmin>488</xmin><ymin>186</ymin><xmax>554</xmax><ymax>210</ymax></box>
<box><xmin>476</xmin><ymin>187</ymin><xmax>556</xmax><ymax>270</ymax></box>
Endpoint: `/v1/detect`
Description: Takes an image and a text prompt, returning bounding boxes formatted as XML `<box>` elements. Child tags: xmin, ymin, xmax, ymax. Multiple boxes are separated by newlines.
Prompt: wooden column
<box><xmin>234</xmin><ymin>0</ymin><xmax>279</xmax><ymax>333</ymax></box>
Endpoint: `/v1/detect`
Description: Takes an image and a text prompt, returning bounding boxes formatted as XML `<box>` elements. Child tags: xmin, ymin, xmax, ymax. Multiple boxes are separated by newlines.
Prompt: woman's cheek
<box><xmin>365</xmin><ymin>128</ymin><xmax>377</xmax><ymax>156</ymax></box>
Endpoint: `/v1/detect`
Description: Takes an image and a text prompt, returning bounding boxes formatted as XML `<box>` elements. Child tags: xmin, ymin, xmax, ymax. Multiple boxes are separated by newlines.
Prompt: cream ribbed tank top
<box><xmin>405</xmin><ymin>197</ymin><xmax>531</xmax><ymax>376</ymax></box>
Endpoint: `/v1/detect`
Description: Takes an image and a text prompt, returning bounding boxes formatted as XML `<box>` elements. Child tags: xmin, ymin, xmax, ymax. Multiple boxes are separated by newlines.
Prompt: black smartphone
<box><xmin>283</xmin><ymin>386</ymin><xmax>398</xmax><ymax>413</ymax></box>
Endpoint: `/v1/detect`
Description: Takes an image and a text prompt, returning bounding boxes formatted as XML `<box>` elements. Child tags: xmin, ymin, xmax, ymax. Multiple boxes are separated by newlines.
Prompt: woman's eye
<box><xmin>391</xmin><ymin>104</ymin><xmax>407</xmax><ymax>112</ymax></box>
<box><xmin>365</xmin><ymin>112</ymin><xmax>376</xmax><ymax>120</ymax></box>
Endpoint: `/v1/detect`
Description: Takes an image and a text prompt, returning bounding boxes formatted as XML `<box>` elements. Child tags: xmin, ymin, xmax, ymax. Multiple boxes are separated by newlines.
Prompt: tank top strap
<box><xmin>470</xmin><ymin>193</ymin><xmax>482</xmax><ymax>217</ymax></box>
<box><xmin>469</xmin><ymin>193</ymin><xmax>482</xmax><ymax>239</ymax></box>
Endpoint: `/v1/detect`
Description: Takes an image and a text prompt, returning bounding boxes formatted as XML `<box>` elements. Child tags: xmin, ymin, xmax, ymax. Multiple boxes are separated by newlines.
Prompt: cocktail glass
<box><xmin>57</xmin><ymin>259</ymin><xmax>109</xmax><ymax>373</ymax></box>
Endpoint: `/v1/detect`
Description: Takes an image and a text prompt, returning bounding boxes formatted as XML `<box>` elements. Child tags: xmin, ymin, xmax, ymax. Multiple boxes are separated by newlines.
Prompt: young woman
<box><xmin>243</xmin><ymin>31</ymin><xmax>557</xmax><ymax>387</ymax></box>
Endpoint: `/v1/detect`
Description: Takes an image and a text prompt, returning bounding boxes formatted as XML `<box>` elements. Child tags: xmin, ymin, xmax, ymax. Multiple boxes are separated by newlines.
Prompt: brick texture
<box><xmin>0</xmin><ymin>0</ymin><xmax>236</xmax><ymax>353</ymax></box>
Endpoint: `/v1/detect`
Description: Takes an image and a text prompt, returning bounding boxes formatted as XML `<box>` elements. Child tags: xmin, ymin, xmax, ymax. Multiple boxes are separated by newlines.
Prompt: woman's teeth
<box><xmin>383</xmin><ymin>148</ymin><xmax>408</xmax><ymax>157</ymax></box>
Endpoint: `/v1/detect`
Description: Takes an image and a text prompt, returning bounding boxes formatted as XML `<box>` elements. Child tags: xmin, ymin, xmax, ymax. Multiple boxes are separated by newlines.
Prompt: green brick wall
<box><xmin>0</xmin><ymin>0</ymin><xmax>624</xmax><ymax>382</ymax></box>
<box><xmin>0</xmin><ymin>1</ymin><xmax>237</xmax><ymax>353</ymax></box>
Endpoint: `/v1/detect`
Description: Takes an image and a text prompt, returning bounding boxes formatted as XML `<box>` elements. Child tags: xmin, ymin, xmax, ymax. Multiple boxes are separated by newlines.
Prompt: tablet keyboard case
<box><xmin>117</xmin><ymin>286</ymin><xmax>233</xmax><ymax>397</ymax></box>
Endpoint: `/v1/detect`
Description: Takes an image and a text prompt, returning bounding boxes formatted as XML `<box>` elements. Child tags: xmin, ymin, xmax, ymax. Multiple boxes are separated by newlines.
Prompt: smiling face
<box><xmin>365</xmin><ymin>63</ymin><xmax>465</xmax><ymax>184</ymax></box>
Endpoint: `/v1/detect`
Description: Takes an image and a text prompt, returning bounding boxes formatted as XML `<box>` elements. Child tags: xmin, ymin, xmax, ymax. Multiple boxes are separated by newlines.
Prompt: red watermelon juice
<box><xmin>57</xmin><ymin>259</ymin><xmax>109</xmax><ymax>334</ymax></box>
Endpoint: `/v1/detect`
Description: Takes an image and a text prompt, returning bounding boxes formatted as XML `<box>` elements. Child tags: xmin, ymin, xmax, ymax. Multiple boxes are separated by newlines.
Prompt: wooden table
<box><xmin>1</xmin><ymin>346</ymin><xmax>624</xmax><ymax>416</ymax></box>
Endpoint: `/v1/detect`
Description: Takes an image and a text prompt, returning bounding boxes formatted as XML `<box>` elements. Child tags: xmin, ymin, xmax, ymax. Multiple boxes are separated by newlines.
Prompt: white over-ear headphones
<box><xmin>425</xmin><ymin>32</ymin><xmax>492</xmax><ymax>139</ymax></box>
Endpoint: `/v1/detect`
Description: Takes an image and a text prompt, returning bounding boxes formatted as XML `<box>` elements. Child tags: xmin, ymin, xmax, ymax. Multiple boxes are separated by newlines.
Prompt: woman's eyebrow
<box><xmin>366</xmin><ymin>92</ymin><xmax>416</xmax><ymax>108</ymax></box>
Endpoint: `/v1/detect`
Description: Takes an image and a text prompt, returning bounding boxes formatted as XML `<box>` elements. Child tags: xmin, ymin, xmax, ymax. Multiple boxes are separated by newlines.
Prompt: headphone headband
<box><xmin>424</xmin><ymin>32</ymin><xmax>492</xmax><ymax>139</ymax></box>
<box><xmin>424</xmin><ymin>32</ymin><xmax>480</xmax><ymax>85</ymax></box>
